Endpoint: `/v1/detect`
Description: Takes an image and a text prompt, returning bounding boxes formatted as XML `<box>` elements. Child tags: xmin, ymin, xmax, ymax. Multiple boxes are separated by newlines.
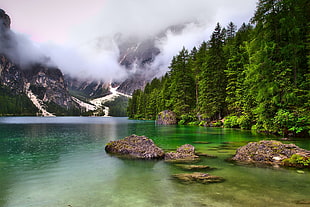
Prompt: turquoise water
<box><xmin>0</xmin><ymin>117</ymin><xmax>309</xmax><ymax>207</ymax></box>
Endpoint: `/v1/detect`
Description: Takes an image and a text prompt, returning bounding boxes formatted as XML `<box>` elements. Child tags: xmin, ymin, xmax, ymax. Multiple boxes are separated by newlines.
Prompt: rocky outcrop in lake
<box><xmin>156</xmin><ymin>110</ymin><xmax>177</xmax><ymax>125</ymax></box>
<box><xmin>165</xmin><ymin>144</ymin><xmax>200</xmax><ymax>163</ymax></box>
<box><xmin>105</xmin><ymin>135</ymin><xmax>225</xmax><ymax>184</ymax></box>
<box><xmin>105</xmin><ymin>134</ymin><xmax>165</xmax><ymax>159</ymax></box>
<box><xmin>175</xmin><ymin>164</ymin><xmax>213</xmax><ymax>171</ymax></box>
<box><xmin>232</xmin><ymin>140</ymin><xmax>310</xmax><ymax>168</ymax></box>
<box><xmin>172</xmin><ymin>172</ymin><xmax>225</xmax><ymax>184</ymax></box>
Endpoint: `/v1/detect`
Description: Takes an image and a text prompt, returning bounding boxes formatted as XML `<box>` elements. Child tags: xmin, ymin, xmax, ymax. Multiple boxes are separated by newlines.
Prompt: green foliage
<box><xmin>0</xmin><ymin>85</ymin><xmax>83</xmax><ymax>116</ymax></box>
<box><xmin>224</xmin><ymin>116</ymin><xmax>239</xmax><ymax>128</ymax></box>
<box><xmin>283</xmin><ymin>154</ymin><xmax>310</xmax><ymax>167</ymax></box>
<box><xmin>45</xmin><ymin>101</ymin><xmax>80</xmax><ymax>116</ymax></box>
<box><xmin>127</xmin><ymin>0</ymin><xmax>310</xmax><ymax>136</ymax></box>
<box><xmin>212</xmin><ymin>120</ymin><xmax>223</xmax><ymax>127</ymax></box>
<box><xmin>169</xmin><ymin>47</ymin><xmax>196</xmax><ymax>117</ymax></box>
<box><xmin>198</xmin><ymin>23</ymin><xmax>228</xmax><ymax>120</ymax></box>
<box><xmin>274</xmin><ymin>109</ymin><xmax>309</xmax><ymax>136</ymax></box>
<box><xmin>178</xmin><ymin>114</ymin><xmax>197</xmax><ymax>125</ymax></box>
<box><xmin>0</xmin><ymin>86</ymin><xmax>37</xmax><ymax>116</ymax></box>
<box><xmin>105</xmin><ymin>96</ymin><xmax>129</xmax><ymax>117</ymax></box>
<box><xmin>237</xmin><ymin>114</ymin><xmax>252</xmax><ymax>130</ymax></box>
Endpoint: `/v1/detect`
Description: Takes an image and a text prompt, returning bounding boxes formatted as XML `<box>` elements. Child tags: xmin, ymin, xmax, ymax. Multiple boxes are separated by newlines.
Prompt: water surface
<box><xmin>0</xmin><ymin>117</ymin><xmax>309</xmax><ymax>207</ymax></box>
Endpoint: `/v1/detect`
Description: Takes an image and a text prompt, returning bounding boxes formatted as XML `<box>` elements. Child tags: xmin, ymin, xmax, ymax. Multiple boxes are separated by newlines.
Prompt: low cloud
<box><xmin>1</xmin><ymin>0</ymin><xmax>257</xmax><ymax>82</ymax></box>
<box><xmin>150</xmin><ymin>23</ymin><xmax>210</xmax><ymax>78</ymax></box>
<box><xmin>1</xmin><ymin>29</ymin><xmax>129</xmax><ymax>82</ymax></box>
<box><xmin>66</xmin><ymin>0</ymin><xmax>257</xmax><ymax>81</ymax></box>
<box><xmin>71</xmin><ymin>0</ymin><xmax>256</xmax><ymax>43</ymax></box>
<box><xmin>42</xmin><ymin>40</ymin><xmax>128</xmax><ymax>82</ymax></box>
<box><xmin>0</xmin><ymin>30</ymin><xmax>48</xmax><ymax>67</ymax></box>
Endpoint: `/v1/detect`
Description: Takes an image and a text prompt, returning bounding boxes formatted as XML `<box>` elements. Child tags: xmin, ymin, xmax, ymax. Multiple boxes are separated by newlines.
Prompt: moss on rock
<box><xmin>105</xmin><ymin>134</ymin><xmax>165</xmax><ymax>159</ymax></box>
<box><xmin>172</xmin><ymin>172</ymin><xmax>225</xmax><ymax>184</ymax></box>
<box><xmin>156</xmin><ymin>110</ymin><xmax>177</xmax><ymax>125</ymax></box>
<box><xmin>232</xmin><ymin>140</ymin><xmax>310</xmax><ymax>168</ymax></box>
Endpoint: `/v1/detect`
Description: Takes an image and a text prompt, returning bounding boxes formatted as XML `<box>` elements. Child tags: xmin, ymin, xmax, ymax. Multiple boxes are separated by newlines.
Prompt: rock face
<box><xmin>0</xmin><ymin>54</ymin><xmax>80</xmax><ymax>115</ymax></box>
<box><xmin>156</xmin><ymin>110</ymin><xmax>177</xmax><ymax>125</ymax></box>
<box><xmin>105</xmin><ymin>134</ymin><xmax>165</xmax><ymax>159</ymax></box>
<box><xmin>0</xmin><ymin>9</ymin><xmax>83</xmax><ymax>115</ymax></box>
<box><xmin>0</xmin><ymin>55</ymin><xmax>24</xmax><ymax>93</ymax></box>
<box><xmin>232</xmin><ymin>140</ymin><xmax>310</xmax><ymax>168</ymax></box>
<box><xmin>0</xmin><ymin>9</ymin><xmax>11</xmax><ymax>30</ymax></box>
<box><xmin>24</xmin><ymin>65</ymin><xmax>77</xmax><ymax>110</ymax></box>
<box><xmin>165</xmin><ymin>144</ymin><xmax>199</xmax><ymax>162</ymax></box>
<box><xmin>172</xmin><ymin>172</ymin><xmax>225</xmax><ymax>184</ymax></box>
<box><xmin>65</xmin><ymin>76</ymin><xmax>111</xmax><ymax>99</ymax></box>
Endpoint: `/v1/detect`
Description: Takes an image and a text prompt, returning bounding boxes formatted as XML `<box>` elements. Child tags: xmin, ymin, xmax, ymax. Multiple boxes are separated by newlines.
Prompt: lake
<box><xmin>0</xmin><ymin>117</ymin><xmax>309</xmax><ymax>207</ymax></box>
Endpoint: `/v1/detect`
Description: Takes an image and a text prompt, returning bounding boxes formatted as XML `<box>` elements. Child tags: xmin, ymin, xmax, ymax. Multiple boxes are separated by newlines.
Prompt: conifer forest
<box><xmin>127</xmin><ymin>0</ymin><xmax>310</xmax><ymax>137</ymax></box>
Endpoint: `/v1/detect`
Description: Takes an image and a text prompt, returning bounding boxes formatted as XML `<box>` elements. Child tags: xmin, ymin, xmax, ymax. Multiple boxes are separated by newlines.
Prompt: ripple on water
<box><xmin>0</xmin><ymin>117</ymin><xmax>309</xmax><ymax>207</ymax></box>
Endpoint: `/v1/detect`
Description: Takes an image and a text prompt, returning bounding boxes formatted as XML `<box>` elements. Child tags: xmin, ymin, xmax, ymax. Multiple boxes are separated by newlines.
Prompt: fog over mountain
<box><xmin>1</xmin><ymin>0</ymin><xmax>257</xmax><ymax>82</ymax></box>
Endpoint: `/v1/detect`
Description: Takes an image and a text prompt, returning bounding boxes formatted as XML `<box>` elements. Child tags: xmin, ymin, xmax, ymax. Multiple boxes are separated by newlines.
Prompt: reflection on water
<box><xmin>0</xmin><ymin>117</ymin><xmax>309</xmax><ymax>207</ymax></box>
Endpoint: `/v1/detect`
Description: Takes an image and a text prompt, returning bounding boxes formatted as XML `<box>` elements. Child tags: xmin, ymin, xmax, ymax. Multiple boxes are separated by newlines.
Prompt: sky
<box><xmin>0</xmin><ymin>0</ymin><xmax>258</xmax><ymax>81</ymax></box>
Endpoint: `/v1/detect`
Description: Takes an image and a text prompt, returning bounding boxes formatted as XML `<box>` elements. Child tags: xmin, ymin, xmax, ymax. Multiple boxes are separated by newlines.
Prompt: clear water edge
<box><xmin>0</xmin><ymin>117</ymin><xmax>309</xmax><ymax>207</ymax></box>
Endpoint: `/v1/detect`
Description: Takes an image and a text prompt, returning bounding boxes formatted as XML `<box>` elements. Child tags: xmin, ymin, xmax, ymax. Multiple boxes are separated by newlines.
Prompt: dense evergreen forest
<box><xmin>127</xmin><ymin>0</ymin><xmax>310</xmax><ymax>137</ymax></box>
<box><xmin>0</xmin><ymin>86</ymin><xmax>37</xmax><ymax>116</ymax></box>
<box><xmin>105</xmin><ymin>96</ymin><xmax>129</xmax><ymax>117</ymax></box>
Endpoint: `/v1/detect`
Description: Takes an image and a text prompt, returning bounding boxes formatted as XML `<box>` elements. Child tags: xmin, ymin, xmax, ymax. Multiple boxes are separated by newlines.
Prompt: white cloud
<box><xmin>2</xmin><ymin>0</ymin><xmax>258</xmax><ymax>82</ymax></box>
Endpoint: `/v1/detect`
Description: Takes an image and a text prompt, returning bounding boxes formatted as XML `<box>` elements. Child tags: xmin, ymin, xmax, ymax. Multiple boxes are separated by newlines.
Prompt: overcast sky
<box><xmin>1</xmin><ymin>0</ymin><xmax>258</xmax><ymax>81</ymax></box>
<box><xmin>1</xmin><ymin>0</ymin><xmax>257</xmax><ymax>44</ymax></box>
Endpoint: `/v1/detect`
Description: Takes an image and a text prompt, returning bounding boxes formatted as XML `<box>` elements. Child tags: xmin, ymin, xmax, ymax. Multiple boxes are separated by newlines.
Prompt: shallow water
<box><xmin>0</xmin><ymin>117</ymin><xmax>309</xmax><ymax>207</ymax></box>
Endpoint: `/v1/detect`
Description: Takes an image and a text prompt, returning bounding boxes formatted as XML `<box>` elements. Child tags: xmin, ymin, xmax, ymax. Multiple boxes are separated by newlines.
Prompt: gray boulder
<box><xmin>156</xmin><ymin>110</ymin><xmax>177</xmax><ymax>125</ymax></box>
<box><xmin>165</xmin><ymin>144</ymin><xmax>199</xmax><ymax>163</ymax></box>
<box><xmin>232</xmin><ymin>140</ymin><xmax>310</xmax><ymax>168</ymax></box>
<box><xmin>105</xmin><ymin>134</ymin><xmax>165</xmax><ymax>159</ymax></box>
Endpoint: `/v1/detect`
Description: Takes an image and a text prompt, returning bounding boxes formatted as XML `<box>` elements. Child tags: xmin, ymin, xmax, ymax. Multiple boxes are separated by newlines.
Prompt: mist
<box><xmin>1</xmin><ymin>0</ymin><xmax>257</xmax><ymax>82</ymax></box>
<box><xmin>0</xmin><ymin>28</ymin><xmax>129</xmax><ymax>82</ymax></box>
<box><xmin>66</xmin><ymin>0</ymin><xmax>257</xmax><ymax>81</ymax></box>
<box><xmin>71</xmin><ymin>0</ymin><xmax>256</xmax><ymax>42</ymax></box>
<box><xmin>0</xmin><ymin>29</ymin><xmax>47</xmax><ymax>67</ymax></box>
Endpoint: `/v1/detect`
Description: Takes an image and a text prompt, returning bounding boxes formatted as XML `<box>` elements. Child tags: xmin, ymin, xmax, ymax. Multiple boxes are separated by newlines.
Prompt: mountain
<box><xmin>65</xmin><ymin>76</ymin><xmax>111</xmax><ymax>100</ymax></box>
<box><xmin>0</xmin><ymin>9</ymin><xmax>86</xmax><ymax>116</ymax></box>
<box><xmin>0</xmin><ymin>8</ymin><xmax>185</xmax><ymax>116</ymax></box>
<box><xmin>65</xmin><ymin>36</ymin><xmax>161</xmax><ymax>97</ymax></box>
<box><xmin>65</xmin><ymin>24</ymin><xmax>185</xmax><ymax>96</ymax></box>
<box><xmin>116</xmin><ymin>37</ymin><xmax>160</xmax><ymax>94</ymax></box>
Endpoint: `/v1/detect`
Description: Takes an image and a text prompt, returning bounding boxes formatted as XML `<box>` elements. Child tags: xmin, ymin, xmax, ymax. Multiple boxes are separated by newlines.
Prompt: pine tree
<box><xmin>226</xmin><ymin>22</ymin><xmax>237</xmax><ymax>40</ymax></box>
<box><xmin>225</xmin><ymin>23</ymin><xmax>253</xmax><ymax>115</ymax></box>
<box><xmin>246</xmin><ymin>0</ymin><xmax>310</xmax><ymax>133</ymax></box>
<box><xmin>168</xmin><ymin>47</ymin><xmax>196</xmax><ymax>117</ymax></box>
<box><xmin>198</xmin><ymin>23</ymin><xmax>227</xmax><ymax>120</ymax></box>
<box><xmin>192</xmin><ymin>42</ymin><xmax>208</xmax><ymax>108</ymax></box>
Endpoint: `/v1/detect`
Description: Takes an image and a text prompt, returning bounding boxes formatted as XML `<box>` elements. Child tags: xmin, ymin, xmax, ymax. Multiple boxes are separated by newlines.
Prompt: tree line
<box><xmin>127</xmin><ymin>0</ymin><xmax>310</xmax><ymax>137</ymax></box>
<box><xmin>0</xmin><ymin>86</ymin><xmax>37</xmax><ymax>116</ymax></box>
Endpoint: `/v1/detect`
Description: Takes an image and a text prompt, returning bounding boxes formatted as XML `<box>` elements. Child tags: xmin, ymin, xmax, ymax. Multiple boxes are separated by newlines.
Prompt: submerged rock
<box><xmin>105</xmin><ymin>134</ymin><xmax>164</xmax><ymax>159</ymax></box>
<box><xmin>192</xmin><ymin>141</ymin><xmax>212</xmax><ymax>144</ymax></box>
<box><xmin>165</xmin><ymin>144</ymin><xmax>199</xmax><ymax>163</ymax></box>
<box><xmin>296</xmin><ymin>200</ymin><xmax>310</xmax><ymax>204</ymax></box>
<box><xmin>195</xmin><ymin>152</ymin><xmax>217</xmax><ymax>158</ymax></box>
<box><xmin>232</xmin><ymin>140</ymin><xmax>310</xmax><ymax>168</ymax></box>
<box><xmin>172</xmin><ymin>172</ymin><xmax>225</xmax><ymax>184</ymax></box>
<box><xmin>156</xmin><ymin>110</ymin><xmax>177</xmax><ymax>125</ymax></box>
<box><xmin>176</xmin><ymin>144</ymin><xmax>195</xmax><ymax>154</ymax></box>
<box><xmin>175</xmin><ymin>164</ymin><xmax>214</xmax><ymax>171</ymax></box>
